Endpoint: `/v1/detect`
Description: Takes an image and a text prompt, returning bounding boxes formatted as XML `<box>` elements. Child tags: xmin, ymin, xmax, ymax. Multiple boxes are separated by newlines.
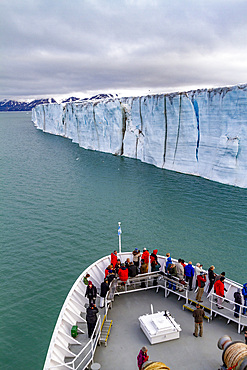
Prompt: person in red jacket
<box><xmin>137</xmin><ymin>346</ymin><xmax>149</xmax><ymax>370</ymax></box>
<box><xmin>118</xmin><ymin>264</ymin><xmax>128</xmax><ymax>285</ymax></box>
<box><xmin>214</xmin><ymin>276</ymin><xmax>225</xmax><ymax>309</ymax></box>
<box><xmin>142</xmin><ymin>248</ymin><xmax>150</xmax><ymax>267</ymax></box>
<box><xmin>111</xmin><ymin>250</ymin><xmax>118</xmax><ymax>268</ymax></box>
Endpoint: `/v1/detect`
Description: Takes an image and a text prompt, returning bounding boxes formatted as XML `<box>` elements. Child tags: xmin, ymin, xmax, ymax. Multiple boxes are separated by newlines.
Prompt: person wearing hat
<box><xmin>85</xmin><ymin>281</ymin><xmax>97</xmax><ymax>306</ymax></box>
<box><xmin>86</xmin><ymin>303</ymin><xmax>99</xmax><ymax>338</ymax></box>
<box><xmin>132</xmin><ymin>248</ymin><xmax>141</xmax><ymax>268</ymax></box>
<box><xmin>83</xmin><ymin>273</ymin><xmax>90</xmax><ymax>286</ymax></box>
<box><xmin>137</xmin><ymin>346</ymin><xmax>149</xmax><ymax>370</ymax></box>
<box><xmin>194</xmin><ymin>263</ymin><xmax>203</xmax><ymax>291</ymax></box>
<box><xmin>118</xmin><ymin>263</ymin><xmax>128</xmax><ymax>285</ymax></box>
<box><xmin>142</xmin><ymin>248</ymin><xmax>150</xmax><ymax>267</ymax></box>
<box><xmin>196</xmin><ymin>271</ymin><xmax>207</xmax><ymax>302</ymax></box>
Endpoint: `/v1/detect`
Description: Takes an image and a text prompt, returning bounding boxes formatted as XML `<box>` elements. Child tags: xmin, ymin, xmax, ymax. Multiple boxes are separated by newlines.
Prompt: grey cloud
<box><xmin>1</xmin><ymin>0</ymin><xmax>247</xmax><ymax>99</ymax></box>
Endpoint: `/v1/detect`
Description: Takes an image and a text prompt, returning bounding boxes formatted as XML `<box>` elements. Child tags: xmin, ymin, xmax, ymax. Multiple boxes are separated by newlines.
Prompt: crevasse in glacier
<box><xmin>32</xmin><ymin>84</ymin><xmax>247</xmax><ymax>188</ymax></box>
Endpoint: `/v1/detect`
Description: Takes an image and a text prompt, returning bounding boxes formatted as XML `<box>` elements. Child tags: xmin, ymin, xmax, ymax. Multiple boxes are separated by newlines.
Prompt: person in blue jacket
<box><xmin>184</xmin><ymin>261</ymin><xmax>194</xmax><ymax>291</ymax></box>
<box><xmin>242</xmin><ymin>283</ymin><xmax>247</xmax><ymax>315</ymax></box>
<box><xmin>165</xmin><ymin>253</ymin><xmax>172</xmax><ymax>272</ymax></box>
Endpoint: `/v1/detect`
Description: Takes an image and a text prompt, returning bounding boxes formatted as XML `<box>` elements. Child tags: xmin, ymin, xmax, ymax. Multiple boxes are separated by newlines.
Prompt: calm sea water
<box><xmin>0</xmin><ymin>112</ymin><xmax>246</xmax><ymax>369</ymax></box>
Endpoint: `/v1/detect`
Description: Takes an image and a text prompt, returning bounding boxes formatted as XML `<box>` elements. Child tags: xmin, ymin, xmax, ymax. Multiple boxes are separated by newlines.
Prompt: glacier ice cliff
<box><xmin>32</xmin><ymin>84</ymin><xmax>247</xmax><ymax>188</ymax></box>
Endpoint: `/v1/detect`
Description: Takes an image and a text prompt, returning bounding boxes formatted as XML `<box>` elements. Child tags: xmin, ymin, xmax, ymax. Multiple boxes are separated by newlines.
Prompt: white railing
<box><xmin>209</xmin><ymin>292</ymin><xmax>247</xmax><ymax>333</ymax></box>
<box><xmin>44</xmin><ymin>252</ymin><xmax>246</xmax><ymax>370</ymax></box>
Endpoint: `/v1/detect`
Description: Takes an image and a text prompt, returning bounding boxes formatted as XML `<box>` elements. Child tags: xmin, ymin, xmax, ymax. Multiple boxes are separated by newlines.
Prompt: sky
<box><xmin>1</xmin><ymin>0</ymin><xmax>247</xmax><ymax>100</ymax></box>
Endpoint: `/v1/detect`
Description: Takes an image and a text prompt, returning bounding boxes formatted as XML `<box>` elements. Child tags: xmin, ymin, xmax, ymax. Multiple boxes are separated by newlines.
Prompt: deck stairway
<box><xmin>99</xmin><ymin>316</ymin><xmax>113</xmax><ymax>346</ymax></box>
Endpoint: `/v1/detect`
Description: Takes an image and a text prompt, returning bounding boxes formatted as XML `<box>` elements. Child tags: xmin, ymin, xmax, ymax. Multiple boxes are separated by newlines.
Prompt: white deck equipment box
<box><xmin>139</xmin><ymin>309</ymin><xmax>181</xmax><ymax>344</ymax></box>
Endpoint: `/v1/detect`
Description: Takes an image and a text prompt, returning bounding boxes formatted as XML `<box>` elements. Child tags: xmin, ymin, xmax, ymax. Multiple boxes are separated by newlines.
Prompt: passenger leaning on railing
<box><xmin>128</xmin><ymin>262</ymin><xmax>138</xmax><ymax>277</ymax></box>
<box><xmin>176</xmin><ymin>259</ymin><xmax>185</xmax><ymax>291</ymax></box>
<box><xmin>151</xmin><ymin>259</ymin><xmax>161</xmax><ymax>286</ymax></box>
<box><xmin>132</xmin><ymin>248</ymin><xmax>141</xmax><ymax>268</ymax></box>
<box><xmin>140</xmin><ymin>259</ymin><xmax>148</xmax><ymax>288</ymax></box>
<box><xmin>242</xmin><ymin>283</ymin><xmax>247</xmax><ymax>315</ymax></box>
<box><xmin>118</xmin><ymin>263</ymin><xmax>128</xmax><ymax>285</ymax></box>
<box><xmin>167</xmin><ymin>263</ymin><xmax>177</xmax><ymax>291</ymax></box>
<box><xmin>234</xmin><ymin>288</ymin><xmax>242</xmax><ymax>318</ymax></box>
<box><xmin>214</xmin><ymin>276</ymin><xmax>225</xmax><ymax>309</ymax></box>
<box><xmin>184</xmin><ymin>262</ymin><xmax>194</xmax><ymax>291</ymax></box>
<box><xmin>142</xmin><ymin>248</ymin><xmax>150</xmax><ymax>269</ymax></box>
<box><xmin>150</xmin><ymin>249</ymin><xmax>158</xmax><ymax>264</ymax></box>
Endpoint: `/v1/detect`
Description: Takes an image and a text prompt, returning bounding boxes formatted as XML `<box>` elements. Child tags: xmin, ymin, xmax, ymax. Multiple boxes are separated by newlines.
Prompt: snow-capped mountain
<box><xmin>0</xmin><ymin>94</ymin><xmax>116</xmax><ymax>111</ymax></box>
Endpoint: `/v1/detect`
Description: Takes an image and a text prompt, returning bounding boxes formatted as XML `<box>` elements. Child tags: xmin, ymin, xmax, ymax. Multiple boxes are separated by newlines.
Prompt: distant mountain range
<box><xmin>0</xmin><ymin>94</ymin><xmax>115</xmax><ymax>111</ymax></box>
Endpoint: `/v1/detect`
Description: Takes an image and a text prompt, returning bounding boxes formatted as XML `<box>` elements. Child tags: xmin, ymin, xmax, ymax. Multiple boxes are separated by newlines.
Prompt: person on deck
<box><xmin>140</xmin><ymin>259</ymin><xmax>148</xmax><ymax>274</ymax></box>
<box><xmin>151</xmin><ymin>259</ymin><xmax>161</xmax><ymax>272</ymax></box>
<box><xmin>118</xmin><ymin>264</ymin><xmax>128</xmax><ymax>285</ymax></box>
<box><xmin>234</xmin><ymin>288</ymin><xmax>242</xmax><ymax>318</ymax></box>
<box><xmin>110</xmin><ymin>250</ymin><xmax>118</xmax><ymax>268</ymax></box>
<box><xmin>137</xmin><ymin>346</ymin><xmax>149</xmax><ymax>370</ymax></box>
<box><xmin>115</xmin><ymin>259</ymin><xmax>121</xmax><ymax>275</ymax></box>
<box><xmin>176</xmin><ymin>259</ymin><xmax>185</xmax><ymax>290</ymax></box>
<box><xmin>125</xmin><ymin>257</ymin><xmax>131</xmax><ymax>268</ymax></box>
<box><xmin>242</xmin><ymin>283</ymin><xmax>247</xmax><ymax>315</ymax></box>
<box><xmin>85</xmin><ymin>281</ymin><xmax>97</xmax><ymax>306</ymax></box>
<box><xmin>83</xmin><ymin>273</ymin><xmax>90</xmax><ymax>286</ymax></box>
<box><xmin>244</xmin><ymin>329</ymin><xmax>247</xmax><ymax>344</ymax></box>
<box><xmin>214</xmin><ymin>276</ymin><xmax>225</xmax><ymax>309</ymax></box>
<box><xmin>105</xmin><ymin>264</ymin><xmax>115</xmax><ymax>283</ymax></box>
<box><xmin>167</xmin><ymin>262</ymin><xmax>177</xmax><ymax>291</ymax></box>
<box><xmin>196</xmin><ymin>272</ymin><xmax>207</xmax><ymax>302</ymax></box>
<box><xmin>100</xmin><ymin>278</ymin><xmax>109</xmax><ymax>308</ymax></box>
<box><xmin>151</xmin><ymin>259</ymin><xmax>161</xmax><ymax>286</ymax></box>
<box><xmin>140</xmin><ymin>259</ymin><xmax>148</xmax><ymax>288</ymax></box>
<box><xmin>165</xmin><ymin>253</ymin><xmax>172</xmax><ymax>272</ymax></box>
<box><xmin>207</xmin><ymin>265</ymin><xmax>216</xmax><ymax>295</ymax></box>
<box><xmin>215</xmin><ymin>271</ymin><xmax>226</xmax><ymax>283</ymax></box>
<box><xmin>132</xmin><ymin>248</ymin><xmax>141</xmax><ymax>268</ymax></box>
<box><xmin>150</xmin><ymin>249</ymin><xmax>158</xmax><ymax>264</ymax></box>
<box><xmin>184</xmin><ymin>261</ymin><xmax>194</xmax><ymax>291</ymax></box>
<box><xmin>142</xmin><ymin>248</ymin><xmax>150</xmax><ymax>268</ymax></box>
<box><xmin>194</xmin><ymin>263</ymin><xmax>203</xmax><ymax>290</ymax></box>
<box><xmin>128</xmin><ymin>262</ymin><xmax>138</xmax><ymax>278</ymax></box>
<box><xmin>193</xmin><ymin>304</ymin><xmax>204</xmax><ymax>337</ymax></box>
<box><xmin>86</xmin><ymin>303</ymin><xmax>99</xmax><ymax>338</ymax></box>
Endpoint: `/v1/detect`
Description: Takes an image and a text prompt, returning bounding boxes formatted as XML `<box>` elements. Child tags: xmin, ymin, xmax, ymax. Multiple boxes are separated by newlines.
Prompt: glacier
<box><xmin>32</xmin><ymin>84</ymin><xmax>247</xmax><ymax>188</ymax></box>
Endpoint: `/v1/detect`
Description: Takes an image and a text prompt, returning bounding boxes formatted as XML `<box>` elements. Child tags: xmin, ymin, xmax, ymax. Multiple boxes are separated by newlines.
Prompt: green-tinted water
<box><xmin>0</xmin><ymin>112</ymin><xmax>246</xmax><ymax>369</ymax></box>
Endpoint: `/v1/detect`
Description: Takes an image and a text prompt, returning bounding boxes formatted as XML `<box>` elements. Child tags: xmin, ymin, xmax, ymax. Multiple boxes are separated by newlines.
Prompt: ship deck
<box><xmin>94</xmin><ymin>288</ymin><xmax>246</xmax><ymax>370</ymax></box>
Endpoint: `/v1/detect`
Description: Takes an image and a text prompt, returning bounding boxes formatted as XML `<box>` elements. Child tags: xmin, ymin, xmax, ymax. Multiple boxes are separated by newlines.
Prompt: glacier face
<box><xmin>32</xmin><ymin>84</ymin><xmax>247</xmax><ymax>188</ymax></box>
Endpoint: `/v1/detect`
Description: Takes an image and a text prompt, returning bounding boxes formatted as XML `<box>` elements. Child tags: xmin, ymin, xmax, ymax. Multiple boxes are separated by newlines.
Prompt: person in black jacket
<box><xmin>100</xmin><ymin>278</ymin><xmax>109</xmax><ymax>308</ymax></box>
<box><xmin>207</xmin><ymin>265</ymin><xmax>216</xmax><ymax>295</ymax></box>
<box><xmin>128</xmin><ymin>262</ymin><xmax>138</xmax><ymax>277</ymax></box>
<box><xmin>234</xmin><ymin>288</ymin><xmax>242</xmax><ymax>318</ymax></box>
<box><xmin>85</xmin><ymin>281</ymin><xmax>97</xmax><ymax>306</ymax></box>
<box><xmin>86</xmin><ymin>304</ymin><xmax>99</xmax><ymax>338</ymax></box>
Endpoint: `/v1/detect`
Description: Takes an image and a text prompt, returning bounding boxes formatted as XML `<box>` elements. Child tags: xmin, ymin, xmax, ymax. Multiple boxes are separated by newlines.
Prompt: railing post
<box><xmin>118</xmin><ymin>222</ymin><xmax>122</xmax><ymax>253</ymax></box>
<box><xmin>210</xmin><ymin>294</ymin><xmax>213</xmax><ymax>319</ymax></box>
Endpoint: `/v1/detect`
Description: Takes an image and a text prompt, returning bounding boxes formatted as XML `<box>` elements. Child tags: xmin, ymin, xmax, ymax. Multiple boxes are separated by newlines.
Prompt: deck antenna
<box><xmin>118</xmin><ymin>222</ymin><xmax>122</xmax><ymax>253</ymax></box>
